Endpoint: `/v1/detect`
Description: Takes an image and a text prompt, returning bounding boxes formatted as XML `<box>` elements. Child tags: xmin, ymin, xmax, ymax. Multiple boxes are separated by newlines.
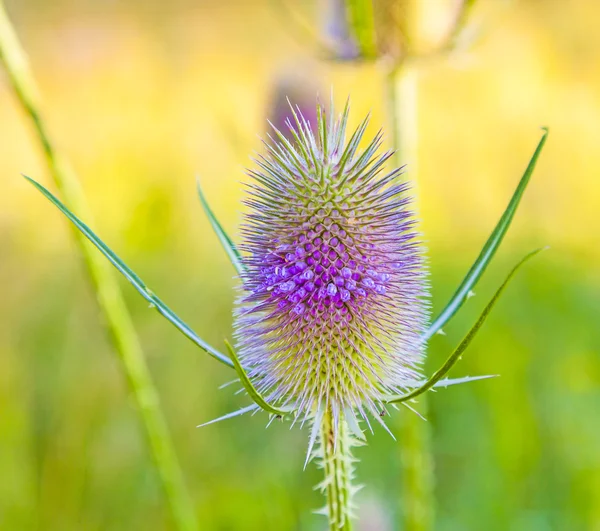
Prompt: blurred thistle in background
<box><xmin>266</xmin><ymin>71</ymin><xmax>320</xmax><ymax>140</ymax></box>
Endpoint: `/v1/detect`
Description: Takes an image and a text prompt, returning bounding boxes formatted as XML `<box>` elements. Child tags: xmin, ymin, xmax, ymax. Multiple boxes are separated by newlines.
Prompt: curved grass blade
<box><xmin>223</xmin><ymin>340</ymin><xmax>291</xmax><ymax>417</ymax></box>
<box><xmin>23</xmin><ymin>175</ymin><xmax>234</xmax><ymax>369</ymax></box>
<box><xmin>387</xmin><ymin>247</ymin><xmax>545</xmax><ymax>405</ymax></box>
<box><xmin>196</xmin><ymin>178</ymin><xmax>245</xmax><ymax>277</ymax></box>
<box><xmin>423</xmin><ymin>128</ymin><xmax>548</xmax><ymax>342</ymax></box>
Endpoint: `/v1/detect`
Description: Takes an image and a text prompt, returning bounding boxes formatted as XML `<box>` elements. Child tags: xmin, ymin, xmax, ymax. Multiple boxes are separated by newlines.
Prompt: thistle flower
<box><xmin>234</xmin><ymin>102</ymin><xmax>429</xmax><ymax>442</ymax></box>
<box><xmin>23</xmin><ymin>88</ymin><xmax>548</xmax><ymax>531</ymax></box>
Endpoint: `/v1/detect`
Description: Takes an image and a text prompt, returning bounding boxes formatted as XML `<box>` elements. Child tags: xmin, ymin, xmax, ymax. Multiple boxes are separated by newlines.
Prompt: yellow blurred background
<box><xmin>0</xmin><ymin>0</ymin><xmax>599</xmax><ymax>529</ymax></box>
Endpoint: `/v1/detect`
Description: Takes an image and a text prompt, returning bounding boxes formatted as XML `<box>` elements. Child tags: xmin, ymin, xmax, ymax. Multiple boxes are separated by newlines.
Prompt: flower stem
<box><xmin>0</xmin><ymin>4</ymin><xmax>197</xmax><ymax>530</ymax></box>
<box><xmin>398</xmin><ymin>401</ymin><xmax>435</xmax><ymax>531</ymax></box>
<box><xmin>320</xmin><ymin>410</ymin><xmax>354</xmax><ymax>531</ymax></box>
<box><xmin>385</xmin><ymin>63</ymin><xmax>419</xmax><ymax>188</ymax></box>
<box><xmin>385</xmin><ymin>64</ymin><xmax>435</xmax><ymax>531</ymax></box>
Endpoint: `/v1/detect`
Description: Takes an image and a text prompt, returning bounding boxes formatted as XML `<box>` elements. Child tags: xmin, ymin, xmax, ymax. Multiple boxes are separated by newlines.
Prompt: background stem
<box><xmin>385</xmin><ymin>64</ymin><xmax>435</xmax><ymax>531</ymax></box>
<box><xmin>0</xmin><ymin>3</ymin><xmax>197</xmax><ymax>530</ymax></box>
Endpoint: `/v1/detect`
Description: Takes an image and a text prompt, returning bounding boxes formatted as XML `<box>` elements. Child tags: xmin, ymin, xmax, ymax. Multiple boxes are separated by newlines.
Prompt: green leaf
<box><xmin>423</xmin><ymin>128</ymin><xmax>548</xmax><ymax>342</ymax></box>
<box><xmin>223</xmin><ymin>340</ymin><xmax>291</xmax><ymax>417</ymax></box>
<box><xmin>23</xmin><ymin>175</ymin><xmax>234</xmax><ymax>369</ymax></box>
<box><xmin>196</xmin><ymin>178</ymin><xmax>245</xmax><ymax>277</ymax></box>
<box><xmin>386</xmin><ymin>247</ymin><xmax>546</xmax><ymax>405</ymax></box>
<box><xmin>345</xmin><ymin>0</ymin><xmax>378</xmax><ymax>58</ymax></box>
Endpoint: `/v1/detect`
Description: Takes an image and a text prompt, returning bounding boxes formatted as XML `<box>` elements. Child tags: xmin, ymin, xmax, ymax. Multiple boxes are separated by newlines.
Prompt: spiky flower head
<box><xmin>234</xmin><ymin>101</ymin><xmax>429</xmax><ymax>436</ymax></box>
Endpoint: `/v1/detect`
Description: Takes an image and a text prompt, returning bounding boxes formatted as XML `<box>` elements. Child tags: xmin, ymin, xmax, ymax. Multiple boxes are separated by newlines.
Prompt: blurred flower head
<box><xmin>267</xmin><ymin>70</ymin><xmax>320</xmax><ymax>141</ymax></box>
<box><xmin>234</xmin><ymin>102</ymin><xmax>429</xmax><ymax>434</ymax></box>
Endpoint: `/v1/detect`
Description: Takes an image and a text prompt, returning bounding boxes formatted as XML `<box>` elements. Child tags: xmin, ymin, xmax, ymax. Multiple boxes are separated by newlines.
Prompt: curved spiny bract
<box><xmin>234</xmin><ymin>102</ymin><xmax>429</xmax><ymax>437</ymax></box>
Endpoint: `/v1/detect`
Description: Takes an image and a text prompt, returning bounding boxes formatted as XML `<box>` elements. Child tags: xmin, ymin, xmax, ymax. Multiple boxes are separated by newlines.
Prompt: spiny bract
<box><xmin>234</xmin><ymin>101</ymin><xmax>429</xmax><ymax>436</ymax></box>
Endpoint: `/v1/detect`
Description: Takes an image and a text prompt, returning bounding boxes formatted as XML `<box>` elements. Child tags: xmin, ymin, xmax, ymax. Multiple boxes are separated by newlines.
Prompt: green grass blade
<box><xmin>423</xmin><ymin>129</ymin><xmax>548</xmax><ymax>342</ymax></box>
<box><xmin>196</xmin><ymin>178</ymin><xmax>245</xmax><ymax>277</ymax></box>
<box><xmin>223</xmin><ymin>341</ymin><xmax>291</xmax><ymax>417</ymax></box>
<box><xmin>1</xmin><ymin>2</ymin><xmax>199</xmax><ymax>525</ymax></box>
<box><xmin>387</xmin><ymin>247</ymin><xmax>545</xmax><ymax>405</ymax></box>
<box><xmin>24</xmin><ymin>175</ymin><xmax>234</xmax><ymax>369</ymax></box>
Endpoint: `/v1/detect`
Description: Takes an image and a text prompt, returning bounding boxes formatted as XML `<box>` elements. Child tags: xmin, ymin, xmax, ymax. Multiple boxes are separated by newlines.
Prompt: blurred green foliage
<box><xmin>0</xmin><ymin>0</ymin><xmax>599</xmax><ymax>530</ymax></box>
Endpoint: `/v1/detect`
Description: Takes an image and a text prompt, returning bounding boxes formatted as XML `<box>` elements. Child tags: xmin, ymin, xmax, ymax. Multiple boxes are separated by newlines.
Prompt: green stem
<box><xmin>385</xmin><ymin>63</ymin><xmax>419</xmax><ymax>187</ymax></box>
<box><xmin>320</xmin><ymin>410</ymin><xmax>354</xmax><ymax>531</ymax></box>
<box><xmin>0</xmin><ymin>4</ymin><xmax>197</xmax><ymax>530</ymax></box>
<box><xmin>385</xmin><ymin>64</ymin><xmax>434</xmax><ymax>530</ymax></box>
<box><xmin>398</xmin><ymin>402</ymin><xmax>434</xmax><ymax>531</ymax></box>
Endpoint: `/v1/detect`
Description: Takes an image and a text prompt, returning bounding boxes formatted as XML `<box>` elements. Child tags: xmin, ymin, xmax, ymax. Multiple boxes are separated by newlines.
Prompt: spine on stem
<box><xmin>317</xmin><ymin>410</ymin><xmax>356</xmax><ymax>531</ymax></box>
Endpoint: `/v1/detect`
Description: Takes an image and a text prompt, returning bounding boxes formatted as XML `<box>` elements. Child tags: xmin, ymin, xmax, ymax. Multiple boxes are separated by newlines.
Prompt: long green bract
<box><xmin>423</xmin><ymin>129</ymin><xmax>548</xmax><ymax>342</ymax></box>
<box><xmin>196</xmin><ymin>178</ymin><xmax>246</xmax><ymax>277</ymax></box>
<box><xmin>386</xmin><ymin>247</ymin><xmax>545</xmax><ymax>405</ymax></box>
<box><xmin>224</xmin><ymin>341</ymin><xmax>291</xmax><ymax>417</ymax></box>
<box><xmin>24</xmin><ymin>175</ymin><xmax>234</xmax><ymax>369</ymax></box>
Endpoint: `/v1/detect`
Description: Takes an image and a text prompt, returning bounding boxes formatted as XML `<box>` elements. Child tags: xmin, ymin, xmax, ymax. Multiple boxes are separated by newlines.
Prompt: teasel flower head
<box><xmin>234</xmin><ymin>101</ymin><xmax>429</xmax><ymax>442</ymax></box>
<box><xmin>23</xmin><ymin>78</ymin><xmax>547</xmax><ymax>529</ymax></box>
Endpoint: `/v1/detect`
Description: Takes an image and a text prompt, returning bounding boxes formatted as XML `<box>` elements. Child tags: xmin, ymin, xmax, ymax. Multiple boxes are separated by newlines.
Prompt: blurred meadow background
<box><xmin>1</xmin><ymin>0</ymin><xmax>599</xmax><ymax>529</ymax></box>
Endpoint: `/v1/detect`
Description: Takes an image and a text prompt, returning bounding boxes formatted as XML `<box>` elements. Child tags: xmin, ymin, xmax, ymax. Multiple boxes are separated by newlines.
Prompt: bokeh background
<box><xmin>1</xmin><ymin>0</ymin><xmax>599</xmax><ymax>529</ymax></box>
